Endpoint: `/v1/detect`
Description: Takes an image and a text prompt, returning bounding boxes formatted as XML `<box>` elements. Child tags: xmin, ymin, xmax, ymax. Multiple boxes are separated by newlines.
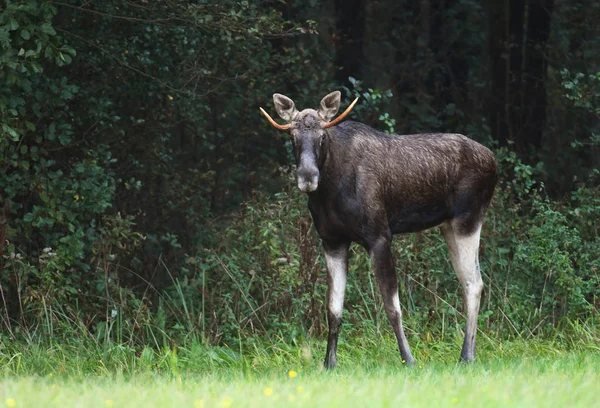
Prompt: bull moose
<box><xmin>260</xmin><ymin>91</ymin><xmax>498</xmax><ymax>369</ymax></box>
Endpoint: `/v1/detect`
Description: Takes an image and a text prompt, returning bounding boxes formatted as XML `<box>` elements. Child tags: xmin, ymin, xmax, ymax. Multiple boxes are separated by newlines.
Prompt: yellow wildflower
<box><xmin>220</xmin><ymin>397</ymin><xmax>232</xmax><ymax>407</ymax></box>
<box><xmin>106</xmin><ymin>400</ymin><xmax>114</xmax><ymax>407</ymax></box>
<box><xmin>288</xmin><ymin>370</ymin><xmax>298</xmax><ymax>378</ymax></box>
<box><xmin>296</xmin><ymin>386</ymin><xmax>304</xmax><ymax>393</ymax></box>
<box><xmin>6</xmin><ymin>399</ymin><xmax>16</xmax><ymax>407</ymax></box>
<box><xmin>452</xmin><ymin>397</ymin><xmax>459</xmax><ymax>404</ymax></box>
<box><xmin>263</xmin><ymin>387</ymin><xmax>273</xmax><ymax>396</ymax></box>
<box><xmin>194</xmin><ymin>400</ymin><xmax>203</xmax><ymax>408</ymax></box>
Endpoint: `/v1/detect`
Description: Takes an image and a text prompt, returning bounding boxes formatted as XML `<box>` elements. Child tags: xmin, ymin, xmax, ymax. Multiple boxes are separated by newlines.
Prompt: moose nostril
<box><xmin>297</xmin><ymin>167</ymin><xmax>319</xmax><ymax>181</ymax></box>
<box><xmin>298</xmin><ymin>179</ymin><xmax>318</xmax><ymax>192</ymax></box>
<box><xmin>297</xmin><ymin>167</ymin><xmax>320</xmax><ymax>192</ymax></box>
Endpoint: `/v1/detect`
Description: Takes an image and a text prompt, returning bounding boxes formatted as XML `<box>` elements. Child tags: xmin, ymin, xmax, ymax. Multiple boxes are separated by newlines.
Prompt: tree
<box><xmin>488</xmin><ymin>0</ymin><xmax>554</xmax><ymax>158</ymax></box>
<box><xmin>333</xmin><ymin>0</ymin><xmax>366</xmax><ymax>85</ymax></box>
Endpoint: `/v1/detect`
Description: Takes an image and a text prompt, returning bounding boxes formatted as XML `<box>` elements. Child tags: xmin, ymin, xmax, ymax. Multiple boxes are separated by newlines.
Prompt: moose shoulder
<box><xmin>260</xmin><ymin>91</ymin><xmax>498</xmax><ymax>369</ymax></box>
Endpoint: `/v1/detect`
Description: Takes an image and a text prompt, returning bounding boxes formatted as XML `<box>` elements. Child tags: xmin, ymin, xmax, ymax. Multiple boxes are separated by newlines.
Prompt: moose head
<box><xmin>260</xmin><ymin>91</ymin><xmax>358</xmax><ymax>192</ymax></box>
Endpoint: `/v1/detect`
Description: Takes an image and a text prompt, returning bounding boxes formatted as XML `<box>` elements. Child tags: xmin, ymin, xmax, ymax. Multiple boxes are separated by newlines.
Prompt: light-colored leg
<box><xmin>441</xmin><ymin>222</ymin><xmax>484</xmax><ymax>362</ymax></box>
<box><xmin>326</xmin><ymin>248</ymin><xmax>347</xmax><ymax>320</ymax></box>
<box><xmin>323</xmin><ymin>242</ymin><xmax>349</xmax><ymax>370</ymax></box>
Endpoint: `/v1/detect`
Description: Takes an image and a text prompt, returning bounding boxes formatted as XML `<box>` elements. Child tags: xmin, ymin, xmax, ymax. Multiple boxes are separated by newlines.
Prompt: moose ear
<box><xmin>318</xmin><ymin>91</ymin><xmax>341</xmax><ymax>121</ymax></box>
<box><xmin>273</xmin><ymin>93</ymin><xmax>298</xmax><ymax>121</ymax></box>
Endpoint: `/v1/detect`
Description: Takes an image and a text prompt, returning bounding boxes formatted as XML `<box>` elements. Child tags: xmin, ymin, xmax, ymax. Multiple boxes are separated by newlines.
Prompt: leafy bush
<box><xmin>2</xmin><ymin>1</ymin><xmax>599</xmax><ymax>353</ymax></box>
<box><xmin>156</xmin><ymin>143</ymin><xmax>600</xmax><ymax>347</ymax></box>
<box><xmin>0</xmin><ymin>0</ymin><xmax>325</xmax><ymax>344</ymax></box>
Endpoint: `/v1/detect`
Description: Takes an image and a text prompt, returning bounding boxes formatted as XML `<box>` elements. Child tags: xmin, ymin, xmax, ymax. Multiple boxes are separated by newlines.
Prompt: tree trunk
<box><xmin>488</xmin><ymin>0</ymin><xmax>553</xmax><ymax>159</ymax></box>
<box><xmin>333</xmin><ymin>0</ymin><xmax>366</xmax><ymax>84</ymax></box>
<box><xmin>518</xmin><ymin>0</ymin><xmax>554</xmax><ymax>154</ymax></box>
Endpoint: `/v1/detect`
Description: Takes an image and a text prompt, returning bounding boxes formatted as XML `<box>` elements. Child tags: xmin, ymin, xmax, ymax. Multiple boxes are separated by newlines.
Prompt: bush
<box><xmin>154</xmin><ymin>146</ymin><xmax>600</xmax><ymax>347</ymax></box>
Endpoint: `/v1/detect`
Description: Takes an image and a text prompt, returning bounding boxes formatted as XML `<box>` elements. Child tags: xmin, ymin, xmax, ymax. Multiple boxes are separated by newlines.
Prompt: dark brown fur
<box><xmin>307</xmin><ymin>121</ymin><xmax>498</xmax><ymax>244</ymax></box>
<box><xmin>265</xmin><ymin>92</ymin><xmax>498</xmax><ymax>369</ymax></box>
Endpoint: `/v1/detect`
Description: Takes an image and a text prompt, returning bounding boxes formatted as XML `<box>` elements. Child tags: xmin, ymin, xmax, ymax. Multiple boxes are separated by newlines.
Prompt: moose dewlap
<box><xmin>260</xmin><ymin>91</ymin><xmax>498</xmax><ymax>369</ymax></box>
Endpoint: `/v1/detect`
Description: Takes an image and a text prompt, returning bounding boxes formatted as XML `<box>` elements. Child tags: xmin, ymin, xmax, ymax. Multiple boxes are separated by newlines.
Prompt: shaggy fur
<box><xmin>264</xmin><ymin>92</ymin><xmax>498</xmax><ymax>369</ymax></box>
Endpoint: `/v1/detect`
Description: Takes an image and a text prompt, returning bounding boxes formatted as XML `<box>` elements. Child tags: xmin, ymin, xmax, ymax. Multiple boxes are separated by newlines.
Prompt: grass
<box><xmin>1</xmin><ymin>332</ymin><xmax>600</xmax><ymax>407</ymax></box>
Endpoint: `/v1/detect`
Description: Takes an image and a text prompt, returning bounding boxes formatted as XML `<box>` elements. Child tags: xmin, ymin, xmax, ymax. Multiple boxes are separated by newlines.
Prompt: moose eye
<box><xmin>320</xmin><ymin>134</ymin><xmax>326</xmax><ymax>144</ymax></box>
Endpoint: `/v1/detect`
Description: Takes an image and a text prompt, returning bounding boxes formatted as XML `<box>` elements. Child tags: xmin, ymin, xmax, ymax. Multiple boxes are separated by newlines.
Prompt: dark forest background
<box><xmin>1</xmin><ymin>0</ymin><xmax>599</xmax><ymax>347</ymax></box>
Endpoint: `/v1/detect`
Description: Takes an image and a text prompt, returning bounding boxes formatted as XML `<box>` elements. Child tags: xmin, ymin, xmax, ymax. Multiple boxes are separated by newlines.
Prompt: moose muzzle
<box><xmin>297</xmin><ymin>165</ymin><xmax>320</xmax><ymax>192</ymax></box>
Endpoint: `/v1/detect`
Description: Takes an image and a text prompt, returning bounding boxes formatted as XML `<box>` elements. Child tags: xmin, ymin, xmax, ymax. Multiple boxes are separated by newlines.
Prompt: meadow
<box><xmin>2</xmin><ymin>331</ymin><xmax>600</xmax><ymax>408</ymax></box>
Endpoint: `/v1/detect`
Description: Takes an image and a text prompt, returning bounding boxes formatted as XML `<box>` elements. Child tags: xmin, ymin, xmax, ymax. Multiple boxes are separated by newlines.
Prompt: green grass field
<box><xmin>2</xmin><ymin>334</ymin><xmax>600</xmax><ymax>407</ymax></box>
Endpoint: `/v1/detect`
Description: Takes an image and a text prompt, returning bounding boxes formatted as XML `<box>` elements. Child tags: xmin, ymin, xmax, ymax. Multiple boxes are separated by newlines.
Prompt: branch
<box><xmin>50</xmin><ymin>1</ymin><xmax>191</xmax><ymax>27</ymax></box>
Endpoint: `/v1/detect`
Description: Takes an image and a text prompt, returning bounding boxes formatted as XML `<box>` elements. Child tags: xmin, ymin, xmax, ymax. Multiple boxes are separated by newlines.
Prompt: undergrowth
<box><xmin>2</xmin><ymin>79</ymin><xmax>600</xmax><ymax>353</ymax></box>
<box><xmin>2</xmin><ymin>147</ymin><xmax>600</xmax><ymax>355</ymax></box>
<box><xmin>1</xmin><ymin>316</ymin><xmax>600</xmax><ymax>378</ymax></box>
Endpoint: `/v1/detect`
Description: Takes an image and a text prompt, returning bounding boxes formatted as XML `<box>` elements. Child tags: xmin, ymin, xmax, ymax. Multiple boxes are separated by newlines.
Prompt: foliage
<box><xmin>1</xmin><ymin>0</ymin><xmax>600</xmax><ymax>356</ymax></box>
<box><xmin>0</xmin><ymin>0</ymin><xmax>323</xmax><ymax>339</ymax></box>
<box><xmin>118</xmin><ymin>145</ymin><xmax>599</xmax><ymax>347</ymax></box>
<box><xmin>164</xmin><ymin>145</ymin><xmax>600</xmax><ymax>346</ymax></box>
<box><xmin>0</xmin><ymin>1</ymin><xmax>122</xmax><ymax>334</ymax></box>
<box><xmin>561</xmin><ymin>70</ymin><xmax>600</xmax><ymax>153</ymax></box>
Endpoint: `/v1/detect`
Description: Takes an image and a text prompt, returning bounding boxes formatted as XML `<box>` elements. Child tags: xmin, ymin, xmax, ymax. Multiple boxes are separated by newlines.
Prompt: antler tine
<box><xmin>259</xmin><ymin>107</ymin><xmax>292</xmax><ymax>131</ymax></box>
<box><xmin>322</xmin><ymin>97</ymin><xmax>359</xmax><ymax>129</ymax></box>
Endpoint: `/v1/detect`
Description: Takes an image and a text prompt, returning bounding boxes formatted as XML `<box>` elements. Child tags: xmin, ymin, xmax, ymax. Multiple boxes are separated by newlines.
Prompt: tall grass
<box><xmin>2</xmin><ymin>149</ymin><xmax>599</xmax><ymax>373</ymax></box>
<box><xmin>1</xmin><ymin>317</ymin><xmax>599</xmax><ymax>378</ymax></box>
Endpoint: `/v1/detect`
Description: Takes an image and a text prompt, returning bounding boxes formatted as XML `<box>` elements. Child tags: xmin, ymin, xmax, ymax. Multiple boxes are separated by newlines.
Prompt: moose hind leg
<box><xmin>369</xmin><ymin>236</ymin><xmax>415</xmax><ymax>365</ymax></box>
<box><xmin>441</xmin><ymin>222</ymin><xmax>484</xmax><ymax>362</ymax></box>
<box><xmin>323</xmin><ymin>241</ymin><xmax>349</xmax><ymax>370</ymax></box>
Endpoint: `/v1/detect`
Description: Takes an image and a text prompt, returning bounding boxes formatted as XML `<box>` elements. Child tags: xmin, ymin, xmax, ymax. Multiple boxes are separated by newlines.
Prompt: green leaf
<box><xmin>21</xmin><ymin>29</ymin><xmax>31</xmax><ymax>40</ymax></box>
<box><xmin>9</xmin><ymin>18</ymin><xmax>19</xmax><ymax>31</ymax></box>
<box><xmin>59</xmin><ymin>132</ymin><xmax>71</xmax><ymax>146</ymax></box>
<box><xmin>40</xmin><ymin>23</ymin><xmax>56</xmax><ymax>35</ymax></box>
<box><xmin>30</xmin><ymin>62</ymin><xmax>43</xmax><ymax>73</ymax></box>
<box><xmin>47</xmin><ymin>123</ymin><xmax>56</xmax><ymax>141</ymax></box>
<box><xmin>2</xmin><ymin>124</ymin><xmax>20</xmax><ymax>141</ymax></box>
<box><xmin>61</xmin><ymin>45</ymin><xmax>77</xmax><ymax>56</ymax></box>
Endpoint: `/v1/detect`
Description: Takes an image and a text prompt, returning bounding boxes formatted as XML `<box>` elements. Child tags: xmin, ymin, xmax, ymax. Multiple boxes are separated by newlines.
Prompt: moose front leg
<box><xmin>323</xmin><ymin>241</ymin><xmax>350</xmax><ymax>370</ymax></box>
<box><xmin>369</xmin><ymin>236</ymin><xmax>415</xmax><ymax>366</ymax></box>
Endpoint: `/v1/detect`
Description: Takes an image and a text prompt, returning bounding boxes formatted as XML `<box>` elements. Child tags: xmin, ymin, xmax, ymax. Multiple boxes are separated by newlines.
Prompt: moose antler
<box><xmin>259</xmin><ymin>107</ymin><xmax>292</xmax><ymax>130</ymax></box>
<box><xmin>322</xmin><ymin>97</ymin><xmax>359</xmax><ymax>129</ymax></box>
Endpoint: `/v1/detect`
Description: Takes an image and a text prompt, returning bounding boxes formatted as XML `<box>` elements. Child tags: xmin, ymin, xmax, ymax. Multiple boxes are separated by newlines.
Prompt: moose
<box><xmin>260</xmin><ymin>91</ymin><xmax>498</xmax><ymax>369</ymax></box>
